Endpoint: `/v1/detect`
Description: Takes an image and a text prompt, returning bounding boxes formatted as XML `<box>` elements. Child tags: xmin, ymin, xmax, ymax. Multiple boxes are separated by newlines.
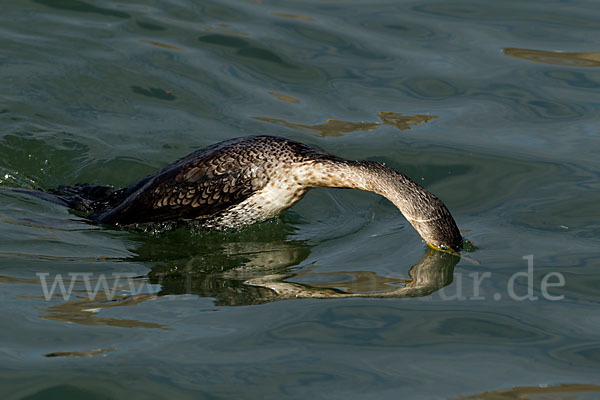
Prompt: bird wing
<box><xmin>95</xmin><ymin>157</ymin><xmax>262</xmax><ymax>225</ymax></box>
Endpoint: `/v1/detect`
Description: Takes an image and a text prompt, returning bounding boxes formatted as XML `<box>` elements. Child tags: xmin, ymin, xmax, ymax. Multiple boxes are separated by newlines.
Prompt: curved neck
<box><xmin>300</xmin><ymin>158</ymin><xmax>462</xmax><ymax>251</ymax></box>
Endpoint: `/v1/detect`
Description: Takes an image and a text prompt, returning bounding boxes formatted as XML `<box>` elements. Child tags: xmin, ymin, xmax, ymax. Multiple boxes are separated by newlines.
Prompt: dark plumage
<box><xmin>44</xmin><ymin>135</ymin><xmax>462</xmax><ymax>251</ymax></box>
<box><xmin>90</xmin><ymin>136</ymin><xmax>334</xmax><ymax>226</ymax></box>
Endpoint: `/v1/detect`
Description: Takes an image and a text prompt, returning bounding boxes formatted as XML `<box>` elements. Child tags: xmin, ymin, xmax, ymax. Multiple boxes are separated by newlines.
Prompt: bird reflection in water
<box><xmin>148</xmin><ymin>245</ymin><xmax>458</xmax><ymax>305</ymax></box>
<box><xmin>40</xmin><ymin>224</ymin><xmax>460</xmax><ymax>326</ymax></box>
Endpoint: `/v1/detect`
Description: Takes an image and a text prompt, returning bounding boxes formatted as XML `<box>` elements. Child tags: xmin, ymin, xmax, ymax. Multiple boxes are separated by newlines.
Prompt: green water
<box><xmin>1</xmin><ymin>0</ymin><xmax>600</xmax><ymax>399</ymax></box>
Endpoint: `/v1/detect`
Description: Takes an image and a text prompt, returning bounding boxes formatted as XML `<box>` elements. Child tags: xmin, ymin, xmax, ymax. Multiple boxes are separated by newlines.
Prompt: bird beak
<box><xmin>427</xmin><ymin>242</ymin><xmax>461</xmax><ymax>256</ymax></box>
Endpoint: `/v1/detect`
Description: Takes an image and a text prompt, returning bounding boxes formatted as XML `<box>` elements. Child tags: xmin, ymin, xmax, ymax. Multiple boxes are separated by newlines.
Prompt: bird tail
<box><xmin>13</xmin><ymin>184</ymin><xmax>125</xmax><ymax>215</ymax></box>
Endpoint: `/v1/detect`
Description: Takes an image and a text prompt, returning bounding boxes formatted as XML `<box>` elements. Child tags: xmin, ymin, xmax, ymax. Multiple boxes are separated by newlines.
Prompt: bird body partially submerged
<box><xmin>45</xmin><ymin>135</ymin><xmax>462</xmax><ymax>251</ymax></box>
<box><xmin>91</xmin><ymin>136</ymin><xmax>335</xmax><ymax>228</ymax></box>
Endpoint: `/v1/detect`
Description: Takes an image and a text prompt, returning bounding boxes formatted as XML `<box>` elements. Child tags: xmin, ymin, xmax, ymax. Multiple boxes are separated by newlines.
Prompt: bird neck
<box><xmin>301</xmin><ymin>158</ymin><xmax>462</xmax><ymax>252</ymax></box>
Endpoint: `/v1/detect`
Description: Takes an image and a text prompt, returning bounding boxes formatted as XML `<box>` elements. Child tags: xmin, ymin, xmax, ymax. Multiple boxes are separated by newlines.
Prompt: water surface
<box><xmin>1</xmin><ymin>0</ymin><xmax>600</xmax><ymax>398</ymax></box>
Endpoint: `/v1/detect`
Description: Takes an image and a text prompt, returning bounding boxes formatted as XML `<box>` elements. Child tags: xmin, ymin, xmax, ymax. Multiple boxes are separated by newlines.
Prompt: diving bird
<box><xmin>40</xmin><ymin>135</ymin><xmax>462</xmax><ymax>251</ymax></box>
